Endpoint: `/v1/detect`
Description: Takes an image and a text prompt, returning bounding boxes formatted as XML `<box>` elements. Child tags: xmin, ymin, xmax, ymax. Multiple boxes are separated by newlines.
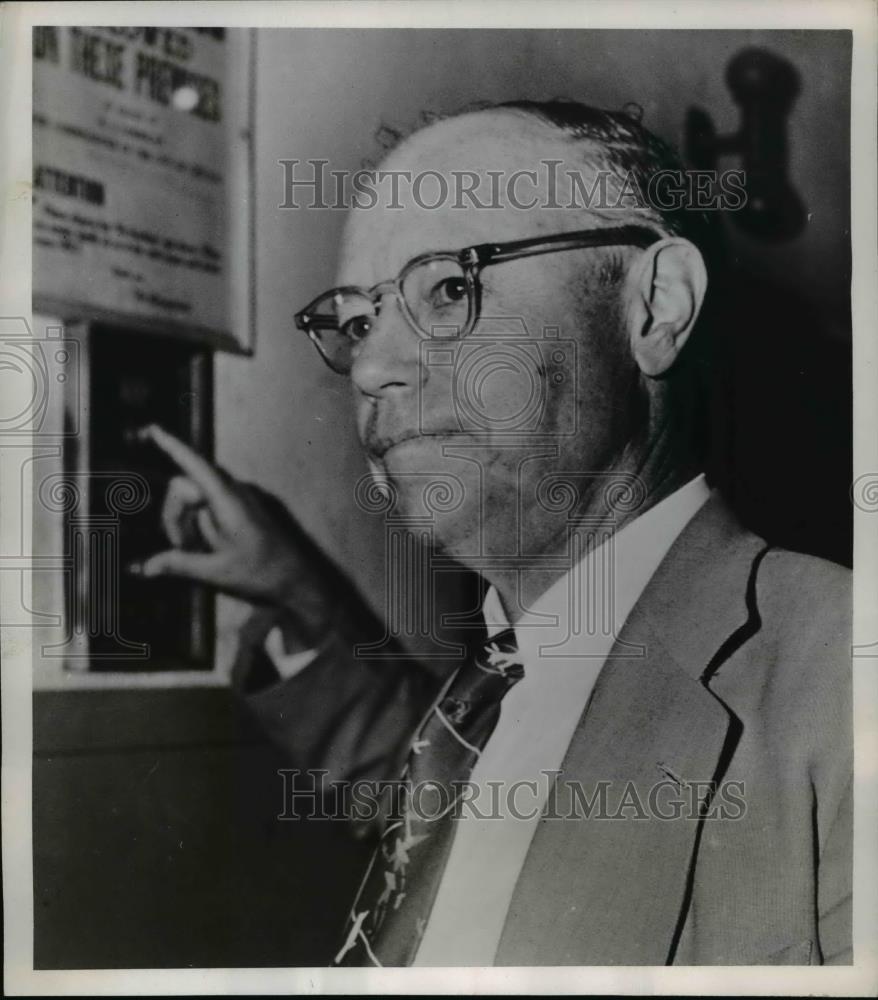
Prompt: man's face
<box><xmin>338</xmin><ymin>110</ymin><xmax>641</xmax><ymax>563</ymax></box>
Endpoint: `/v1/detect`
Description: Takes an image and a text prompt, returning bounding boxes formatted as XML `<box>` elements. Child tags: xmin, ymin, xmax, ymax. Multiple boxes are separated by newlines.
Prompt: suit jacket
<box><xmin>234</xmin><ymin>494</ymin><xmax>852</xmax><ymax>966</ymax></box>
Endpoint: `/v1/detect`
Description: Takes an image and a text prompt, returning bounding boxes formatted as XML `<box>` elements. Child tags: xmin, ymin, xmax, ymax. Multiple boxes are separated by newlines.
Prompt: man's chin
<box><xmin>367</xmin><ymin>435</ymin><xmax>478</xmax><ymax>529</ymax></box>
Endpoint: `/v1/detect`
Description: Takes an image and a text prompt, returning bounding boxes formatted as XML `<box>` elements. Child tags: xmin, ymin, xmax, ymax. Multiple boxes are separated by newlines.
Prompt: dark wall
<box><xmin>34</xmin><ymin>689</ymin><xmax>370</xmax><ymax>968</ymax></box>
<box><xmin>707</xmin><ymin>274</ymin><xmax>851</xmax><ymax>567</ymax></box>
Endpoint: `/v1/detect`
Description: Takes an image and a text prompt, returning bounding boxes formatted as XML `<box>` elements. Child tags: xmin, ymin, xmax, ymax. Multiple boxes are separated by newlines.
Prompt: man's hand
<box><xmin>132</xmin><ymin>425</ymin><xmax>334</xmax><ymax>631</ymax></box>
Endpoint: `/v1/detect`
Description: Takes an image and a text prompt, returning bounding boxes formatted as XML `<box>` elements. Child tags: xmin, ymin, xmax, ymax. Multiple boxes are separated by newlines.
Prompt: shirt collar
<box><xmin>482</xmin><ymin>474</ymin><xmax>712</xmax><ymax>659</ymax></box>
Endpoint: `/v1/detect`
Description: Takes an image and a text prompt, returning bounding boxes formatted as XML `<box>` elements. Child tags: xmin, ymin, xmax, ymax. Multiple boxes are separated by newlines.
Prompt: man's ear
<box><xmin>624</xmin><ymin>238</ymin><xmax>708</xmax><ymax>378</ymax></box>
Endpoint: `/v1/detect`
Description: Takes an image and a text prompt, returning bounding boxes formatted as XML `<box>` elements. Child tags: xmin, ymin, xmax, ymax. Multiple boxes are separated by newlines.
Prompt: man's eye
<box><xmin>340</xmin><ymin>315</ymin><xmax>373</xmax><ymax>341</ymax></box>
<box><xmin>429</xmin><ymin>277</ymin><xmax>467</xmax><ymax>308</ymax></box>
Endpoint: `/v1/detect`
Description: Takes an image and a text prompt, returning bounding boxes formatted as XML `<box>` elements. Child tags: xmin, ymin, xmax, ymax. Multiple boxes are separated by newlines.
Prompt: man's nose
<box><xmin>350</xmin><ymin>295</ymin><xmax>424</xmax><ymax>398</ymax></box>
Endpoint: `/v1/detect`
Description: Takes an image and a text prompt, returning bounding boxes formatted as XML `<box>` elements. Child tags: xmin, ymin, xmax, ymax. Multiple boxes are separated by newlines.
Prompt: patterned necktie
<box><xmin>333</xmin><ymin>627</ymin><xmax>525</xmax><ymax>967</ymax></box>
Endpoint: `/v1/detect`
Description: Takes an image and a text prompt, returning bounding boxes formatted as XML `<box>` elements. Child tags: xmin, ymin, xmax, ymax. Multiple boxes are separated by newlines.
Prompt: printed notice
<box><xmin>32</xmin><ymin>26</ymin><xmax>251</xmax><ymax>347</ymax></box>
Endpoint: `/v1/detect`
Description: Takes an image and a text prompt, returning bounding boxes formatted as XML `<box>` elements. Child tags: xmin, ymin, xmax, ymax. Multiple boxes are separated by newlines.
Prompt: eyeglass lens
<box><xmin>304</xmin><ymin>256</ymin><xmax>473</xmax><ymax>372</ymax></box>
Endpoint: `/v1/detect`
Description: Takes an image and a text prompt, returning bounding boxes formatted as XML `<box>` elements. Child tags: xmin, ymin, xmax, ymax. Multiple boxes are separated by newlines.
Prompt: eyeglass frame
<box><xmin>294</xmin><ymin>223</ymin><xmax>664</xmax><ymax>374</ymax></box>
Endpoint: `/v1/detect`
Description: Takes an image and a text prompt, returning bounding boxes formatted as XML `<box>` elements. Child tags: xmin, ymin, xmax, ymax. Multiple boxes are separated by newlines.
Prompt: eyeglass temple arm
<box><xmin>465</xmin><ymin>224</ymin><xmax>663</xmax><ymax>267</ymax></box>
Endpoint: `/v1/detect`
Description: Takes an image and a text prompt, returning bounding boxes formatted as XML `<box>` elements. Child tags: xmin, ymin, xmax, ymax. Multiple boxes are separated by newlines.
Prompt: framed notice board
<box><xmin>32</xmin><ymin>26</ymin><xmax>255</xmax><ymax>353</ymax></box>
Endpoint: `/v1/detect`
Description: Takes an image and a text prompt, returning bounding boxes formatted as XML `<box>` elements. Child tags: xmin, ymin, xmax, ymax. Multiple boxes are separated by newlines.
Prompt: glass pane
<box><xmin>306</xmin><ymin>289</ymin><xmax>374</xmax><ymax>372</ymax></box>
<box><xmin>401</xmin><ymin>257</ymin><xmax>470</xmax><ymax>337</ymax></box>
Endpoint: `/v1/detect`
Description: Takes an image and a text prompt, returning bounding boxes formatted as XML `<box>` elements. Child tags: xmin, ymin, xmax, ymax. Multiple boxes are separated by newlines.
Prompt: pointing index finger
<box><xmin>142</xmin><ymin>424</ymin><xmax>239</xmax><ymax>520</ymax></box>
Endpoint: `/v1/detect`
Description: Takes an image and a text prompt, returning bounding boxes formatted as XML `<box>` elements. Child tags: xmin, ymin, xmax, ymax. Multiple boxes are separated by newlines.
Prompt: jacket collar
<box><xmin>616</xmin><ymin>491</ymin><xmax>770</xmax><ymax>682</ymax></box>
<box><xmin>495</xmin><ymin>494</ymin><xmax>770</xmax><ymax>965</ymax></box>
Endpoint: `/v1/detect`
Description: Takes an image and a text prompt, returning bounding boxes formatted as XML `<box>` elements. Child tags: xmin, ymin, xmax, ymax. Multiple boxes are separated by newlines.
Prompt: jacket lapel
<box><xmin>494</xmin><ymin>495</ymin><xmax>769</xmax><ymax>965</ymax></box>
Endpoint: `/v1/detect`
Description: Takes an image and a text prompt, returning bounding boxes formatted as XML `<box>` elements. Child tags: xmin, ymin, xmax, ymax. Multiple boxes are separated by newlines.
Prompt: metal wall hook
<box><xmin>686</xmin><ymin>47</ymin><xmax>807</xmax><ymax>241</ymax></box>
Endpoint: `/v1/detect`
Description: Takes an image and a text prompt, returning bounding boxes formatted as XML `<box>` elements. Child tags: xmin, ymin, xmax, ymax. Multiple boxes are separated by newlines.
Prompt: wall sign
<box><xmin>32</xmin><ymin>26</ymin><xmax>254</xmax><ymax>352</ymax></box>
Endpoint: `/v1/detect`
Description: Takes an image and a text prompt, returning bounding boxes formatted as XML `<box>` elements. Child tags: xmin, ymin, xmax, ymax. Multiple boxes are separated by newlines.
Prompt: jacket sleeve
<box><xmin>816</xmin><ymin>774</ymin><xmax>853</xmax><ymax>964</ymax></box>
<box><xmin>759</xmin><ymin>548</ymin><xmax>853</xmax><ymax>966</ymax></box>
<box><xmin>230</xmin><ymin>601</ymin><xmax>445</xmax><ymax>788</ymax></box>
<box><xmin>790</xmin><ymin>554</ymin><xmax>853</xmax><ymax>966</ymax></box>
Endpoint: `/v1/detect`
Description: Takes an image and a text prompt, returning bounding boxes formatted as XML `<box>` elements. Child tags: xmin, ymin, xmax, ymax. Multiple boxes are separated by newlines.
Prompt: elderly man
<box><xmin>138</xmin><ymin>101</ymin><xmax>851</xmax><ymax>966</ymax></box>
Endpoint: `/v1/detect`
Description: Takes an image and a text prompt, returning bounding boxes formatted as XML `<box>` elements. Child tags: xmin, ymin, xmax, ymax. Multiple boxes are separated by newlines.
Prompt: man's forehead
<box><xmin>337</xmin><ymin>109</ymin><xmax>602</xmax><ymax>283</ymax></box>
<box><xmin>385</xmin><ymin>109</ymin><xmax>542</xmax><ymax>174</ymax></box>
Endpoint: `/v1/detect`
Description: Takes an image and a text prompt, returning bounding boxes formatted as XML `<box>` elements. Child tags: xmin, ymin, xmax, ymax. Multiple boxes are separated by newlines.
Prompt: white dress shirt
<box><xmin>412</xmin><ymin>474</ymin><xmax>712</xmax><ymax>966</ymax></box>
<box><xmin>263</xmin><ymin>624</ymin><xmax>319</xmax><ymax>679</ymax></box>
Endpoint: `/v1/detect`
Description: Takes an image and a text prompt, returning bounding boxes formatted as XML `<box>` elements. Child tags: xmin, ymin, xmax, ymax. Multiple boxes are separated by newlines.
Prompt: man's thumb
<box><xmin>130</xmin><ymin>549</ymin><xmax>215</xmax><ymax>582</ymax></box>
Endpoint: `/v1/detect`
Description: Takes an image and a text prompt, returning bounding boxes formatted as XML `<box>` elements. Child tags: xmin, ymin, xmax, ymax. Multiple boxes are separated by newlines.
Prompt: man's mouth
<box><xmin>368</xmin><ymin>431</ymin><xmax>453</xmax><ymax>460</ymax></box>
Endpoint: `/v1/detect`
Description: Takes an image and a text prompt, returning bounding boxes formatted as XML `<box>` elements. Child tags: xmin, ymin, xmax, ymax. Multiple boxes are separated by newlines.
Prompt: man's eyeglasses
<box><xmin>294</xmin><ymin>224</ymin><xmax>662</xmax><ymax>375</ymax></box>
